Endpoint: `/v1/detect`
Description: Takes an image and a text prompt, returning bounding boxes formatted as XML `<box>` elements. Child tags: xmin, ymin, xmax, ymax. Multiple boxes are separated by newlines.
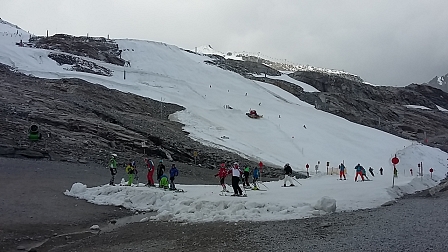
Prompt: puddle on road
<box><xmin>19</xmin><ymin>211</ymin><xmax>157</xmax><ymax>251</ymax></box>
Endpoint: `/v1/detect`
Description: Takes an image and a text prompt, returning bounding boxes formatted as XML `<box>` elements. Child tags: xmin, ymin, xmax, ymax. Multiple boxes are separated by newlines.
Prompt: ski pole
<box><xmin>240</xmin><ymin>177</ymin><xmax>247</xmax><ymax>195</ymax></box>
<box><xmin>258</xmin><ymin>181</ymin><xmax>269</xmax><ymax>189</ymax></box>
<box><xmin>291</xmin><ymin>176</ymin><xmax>302</xmax><ymax>185</ymax></box>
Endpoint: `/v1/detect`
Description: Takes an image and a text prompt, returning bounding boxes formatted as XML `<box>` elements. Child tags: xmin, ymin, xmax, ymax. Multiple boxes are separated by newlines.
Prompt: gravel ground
<box><xmin>55</xmin><ymin>190</ymin><xmax>448</xmax><ymax>252</ymax></box>
<box><xmin>2</xmin><ymin>157</ymin><xmax>448</xmax><ymax>252</ymax></box>
<box><xmin>0</xmin><ymin>157</ymin><xmax>217</xmax><ymax>252</ymax></box>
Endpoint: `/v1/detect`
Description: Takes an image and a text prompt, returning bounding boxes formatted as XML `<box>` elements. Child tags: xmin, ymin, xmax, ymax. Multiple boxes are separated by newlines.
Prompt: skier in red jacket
<box><xmin>215</xmin><ymin>163</ymin><xmax>230</xmax><ymax>192</ymax></box>
<box><xmin>144</xmin><ymin>158</ymin><xmax>155</xmax><ymax>186</ymax></box>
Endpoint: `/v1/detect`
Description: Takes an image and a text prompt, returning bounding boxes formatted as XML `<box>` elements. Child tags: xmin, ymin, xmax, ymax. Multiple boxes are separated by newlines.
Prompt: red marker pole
<box><xmin>306</xmin><ymin>164</ymin><xmax>309</xmax><ymax>178</ymax></box>
<box><xmin>391</xmin><ymin>155</ymin><xmax>400</xmax><ymax>188</ymax></box>
<box><xmin>430</xmin><ymin>168</ymin><xmax>434</xmax><ymax>179</ymax></box>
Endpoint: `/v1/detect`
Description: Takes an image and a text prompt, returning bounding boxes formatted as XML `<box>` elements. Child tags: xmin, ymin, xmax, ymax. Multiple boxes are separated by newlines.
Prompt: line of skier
<box><xmin>338</xmin><ymin>162</ymin><xmax>385</xmax><ymax>181</ymax></box>
<box><xmin>108</xmin><ymin>154</ymin><xmax>179</xmax><ymax>190</ymax></box>
<box><xmin>109</xmin><ymin>153</ymin><xmax>390</xmax><ymax>196</ymax></box>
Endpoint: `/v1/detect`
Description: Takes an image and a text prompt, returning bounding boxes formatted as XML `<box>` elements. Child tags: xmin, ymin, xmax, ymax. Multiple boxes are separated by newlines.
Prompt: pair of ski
<box><xmin>156</xmin><ymin>187</ymin><xmax>186</xmax><ymax>192</ymax></box>
<box><xmin>220</xmin><ymin>193</ymin><xmax>247</xmax><ymax>197</ymax></box>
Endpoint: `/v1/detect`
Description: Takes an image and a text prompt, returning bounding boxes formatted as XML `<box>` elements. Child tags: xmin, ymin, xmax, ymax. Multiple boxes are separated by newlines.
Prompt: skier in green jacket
<box><xmin>159</xmin><ymin>174</ymin><xmax>169</xmax><ymax>189</ymax></box>
<box><xmin>243</xmin><ymin>166</ymin><xmax>250</xmax><ymax>187</ymax></box>
<box><xmin>125</xmin><ymin>162</ymin><xmax>135</xmax><ymax>186</ymax></box>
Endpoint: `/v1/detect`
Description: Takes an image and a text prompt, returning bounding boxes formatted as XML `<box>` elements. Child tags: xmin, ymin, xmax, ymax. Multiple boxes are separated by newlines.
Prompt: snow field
<box><xmin>65</xmin><ymin>165</ymin><xmax>441</xmax><ymax>223</ymax></box>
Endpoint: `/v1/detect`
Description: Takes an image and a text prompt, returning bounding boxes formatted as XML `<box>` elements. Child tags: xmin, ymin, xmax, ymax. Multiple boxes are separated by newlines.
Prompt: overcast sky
<box><xmin>1</xmin><ymin>0</ymin><xmax>447</xmax><ymax>86</ymax></box>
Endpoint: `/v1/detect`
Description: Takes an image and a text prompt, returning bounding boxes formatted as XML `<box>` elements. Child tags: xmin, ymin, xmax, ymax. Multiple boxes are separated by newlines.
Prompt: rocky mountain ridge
<box><xmin>424</xmin><ymin>73</ymin><xmax>448</xmax><ymax>93</ymax></box>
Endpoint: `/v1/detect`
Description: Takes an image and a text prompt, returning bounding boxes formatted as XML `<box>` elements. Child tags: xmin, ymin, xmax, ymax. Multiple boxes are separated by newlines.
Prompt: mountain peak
<box><xmin>424</xmin><ymin>73</ymin><xmax>448</xmax><ymax>93</ymax></box>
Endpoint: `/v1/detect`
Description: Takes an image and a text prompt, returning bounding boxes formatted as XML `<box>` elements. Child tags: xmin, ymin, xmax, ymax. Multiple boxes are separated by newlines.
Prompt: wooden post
<box><xmin>160</xmin><ymin>97</ymin><xmax>164</xmax><ymax>119</ymax></box>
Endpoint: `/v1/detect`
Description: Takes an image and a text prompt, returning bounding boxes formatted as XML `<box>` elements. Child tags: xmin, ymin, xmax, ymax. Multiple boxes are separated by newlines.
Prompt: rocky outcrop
<box><xmin>204</xmin><ymin>54</ymin><xmax>281</xmax><ymax>77</ymax></box>
<box><xmin>48</xmin><ymin>53</ymin><xmax>113</xmax><ymax>76</ymax></box>
<box><xmin>30</xmin><ymin>34</ymin><xmax>125</xmax><ymax>66</ymax></box>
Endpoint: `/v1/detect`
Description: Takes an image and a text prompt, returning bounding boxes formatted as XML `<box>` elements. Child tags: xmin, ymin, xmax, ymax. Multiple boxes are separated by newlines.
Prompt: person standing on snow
<box><xmin>215</xmin><ymin>163</ymin><xmax>230</xmax><ymax>192</ymax></box>
<box><xmin>125</xmin><ymin>162</ymin><xmax>135</xmax><ymax>186</ymax></box>
<box><xmin>252</xmin><ymin>166</ymin><xmax>260</xmax><ymax>189</ymax></box>
<box><xmin>131</xmin><ymin>161</ymin><xmax>139</xmax><ymax>185</ymax></box>
<box><xmin>169</xmin><ymin>163</ymin><xmax>179</xmax><ymax>190</ymax></box>
<box><xmin>283</xmin><ymin>163</ymin><xmax>295</xmax><ymax>187</ymax></box>
<box><xmin>109</xmin><ymin>154</ymin><xmax>118</xmax><ymax>185</ymax></box>
<box><xmin>354</xmin><ymin>163</ymin><xmax>365</xmax><ymax>182</ymax></box>
<box><xmin>339</xmin><ymin>163</ymin><xmax>346</xmax><ymax>180</ymax></box>
<box><xmin>361</xmin><ymin>167</ymin><xmax>369</xmax><ymax>181</ymax></box>
<box><xmin>369</xmin><ymin>167</ymin><xmax>375</xmax><ymax>177</ymax></box>
<box><xmin>144</xmin><ymin>158</ymin><xmax>155</xmax><ymax>186</ymax></box>
<box><xmin>231</xmin><ymin>162</ymin><xmax>243</xmax><ymax>196</ymax></box>
<box><xmin>379</xmin><ymin>167</ymin><xmax>384</xmax><ymax>175</ymax></box>
<box><xmin>243</xmin><ymin>166</ymin><xmax>251</xmax><ymax>187</ymax></box>
<box><xmin>157</xmin><ymin>160</ymin><xmax>165</xmax><ymax>181</ymax></box>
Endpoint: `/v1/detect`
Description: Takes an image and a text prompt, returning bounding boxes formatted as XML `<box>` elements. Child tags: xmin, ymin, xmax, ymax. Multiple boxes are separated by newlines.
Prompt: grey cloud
<box><xmin>1</xmin><ymin>0</ymin><xmax>447</xmax><ymax>86</ymax></box>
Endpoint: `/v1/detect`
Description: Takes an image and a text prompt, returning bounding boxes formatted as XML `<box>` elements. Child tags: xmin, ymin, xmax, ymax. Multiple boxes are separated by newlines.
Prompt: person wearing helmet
<box><xmin>109</xmin><ymin>154</ymin><xmax>118</xmax><ymax>185</ymax></box>
<box><xmin>169</xmin><ymin>163</ymin><xmax>179</xmax><ymax>190</ymax></box>
<box><xmin>144</xmin><ymin>158</ymin><xmax>155</xmax><ymax>186</ymax></box>
<box><xmin>339</xmin><ymin>163</ymin><xmax>346</xmax><ymax>180</ymax></box>
<box><xmin>125</xmin><ymin>162</ymin><xmax>136</xmax><ymax>186</ymax></box>
<box><xmin>215</xmin><ymin>163</ymin><xmax>230</xmax><ymax>192</ymax></box>
<box><xmin>283</xmin><ymin>163</ymin><xmax>295</xmax><ymax>187</ymax></box>
<box><xmin>354</xmin><ymin>163</ymin><xmax>365</xmax><ymax>182</ymax></box>
<box><xmin>231</xmin><ymin>162</ymin><xmax>243</xmax><ymax>196</ymax></box>
<box><xmin>252</xmin><ymin>166</ymin><xmax>260</xmax><ymax>190</ymax></box>
<box><xmin>157</xmin><ymin>160</ymin><xmax>165</xmax><ymax>181</ymax></box>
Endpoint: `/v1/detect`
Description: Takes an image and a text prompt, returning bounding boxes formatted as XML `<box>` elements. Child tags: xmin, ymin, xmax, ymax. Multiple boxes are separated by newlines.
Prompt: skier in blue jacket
<box><xmin>169</xmin><ymin>163</ymin><xmax>179</xmax><ymax>190</ymax></box>
<box><xmin>339</xmin><ymin>163</ymin><xmax>346</xmax><ymax>180</ymax></box>
<box><xmin>354</xmin><ymin>164</ymin><xmax>365</xmax><ymax>182</ymax></box>
<box><xmin>252</xmin><ymin>166</ymin><xmax>260</xmax><ymax>189</ymax></box>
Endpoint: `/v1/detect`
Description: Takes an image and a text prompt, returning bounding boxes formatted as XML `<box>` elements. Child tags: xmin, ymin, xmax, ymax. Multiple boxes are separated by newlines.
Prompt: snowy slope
<box><xmin>2</xmin><ymin>20</ymin><xmax>448</xmax><ymax>222</ymax></box>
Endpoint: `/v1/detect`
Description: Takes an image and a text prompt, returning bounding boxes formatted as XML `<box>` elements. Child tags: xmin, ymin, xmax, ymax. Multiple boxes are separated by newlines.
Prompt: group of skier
<box><xmin>338</xmin><ymin>162</ymin><xmax>384</xmax><ymax>182</ymax></box>
<box><xmin>108</xmin><ymin>154</ymin><xmax>179</xmax><ymax>190</ymax></box>
<box><xmin>215</xmin><ymin>162</ymin><xmax>300</xmax><ymax>197</ymax></box>
<box><xmin>215</xmin><ymin>162</ymin><xmax>261</xmax><ymax>197</ymax></box>
<box><xmin>109</xmin><ymin>152</ymin><xmax>390</xmax><ymax>197</ymax></box>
